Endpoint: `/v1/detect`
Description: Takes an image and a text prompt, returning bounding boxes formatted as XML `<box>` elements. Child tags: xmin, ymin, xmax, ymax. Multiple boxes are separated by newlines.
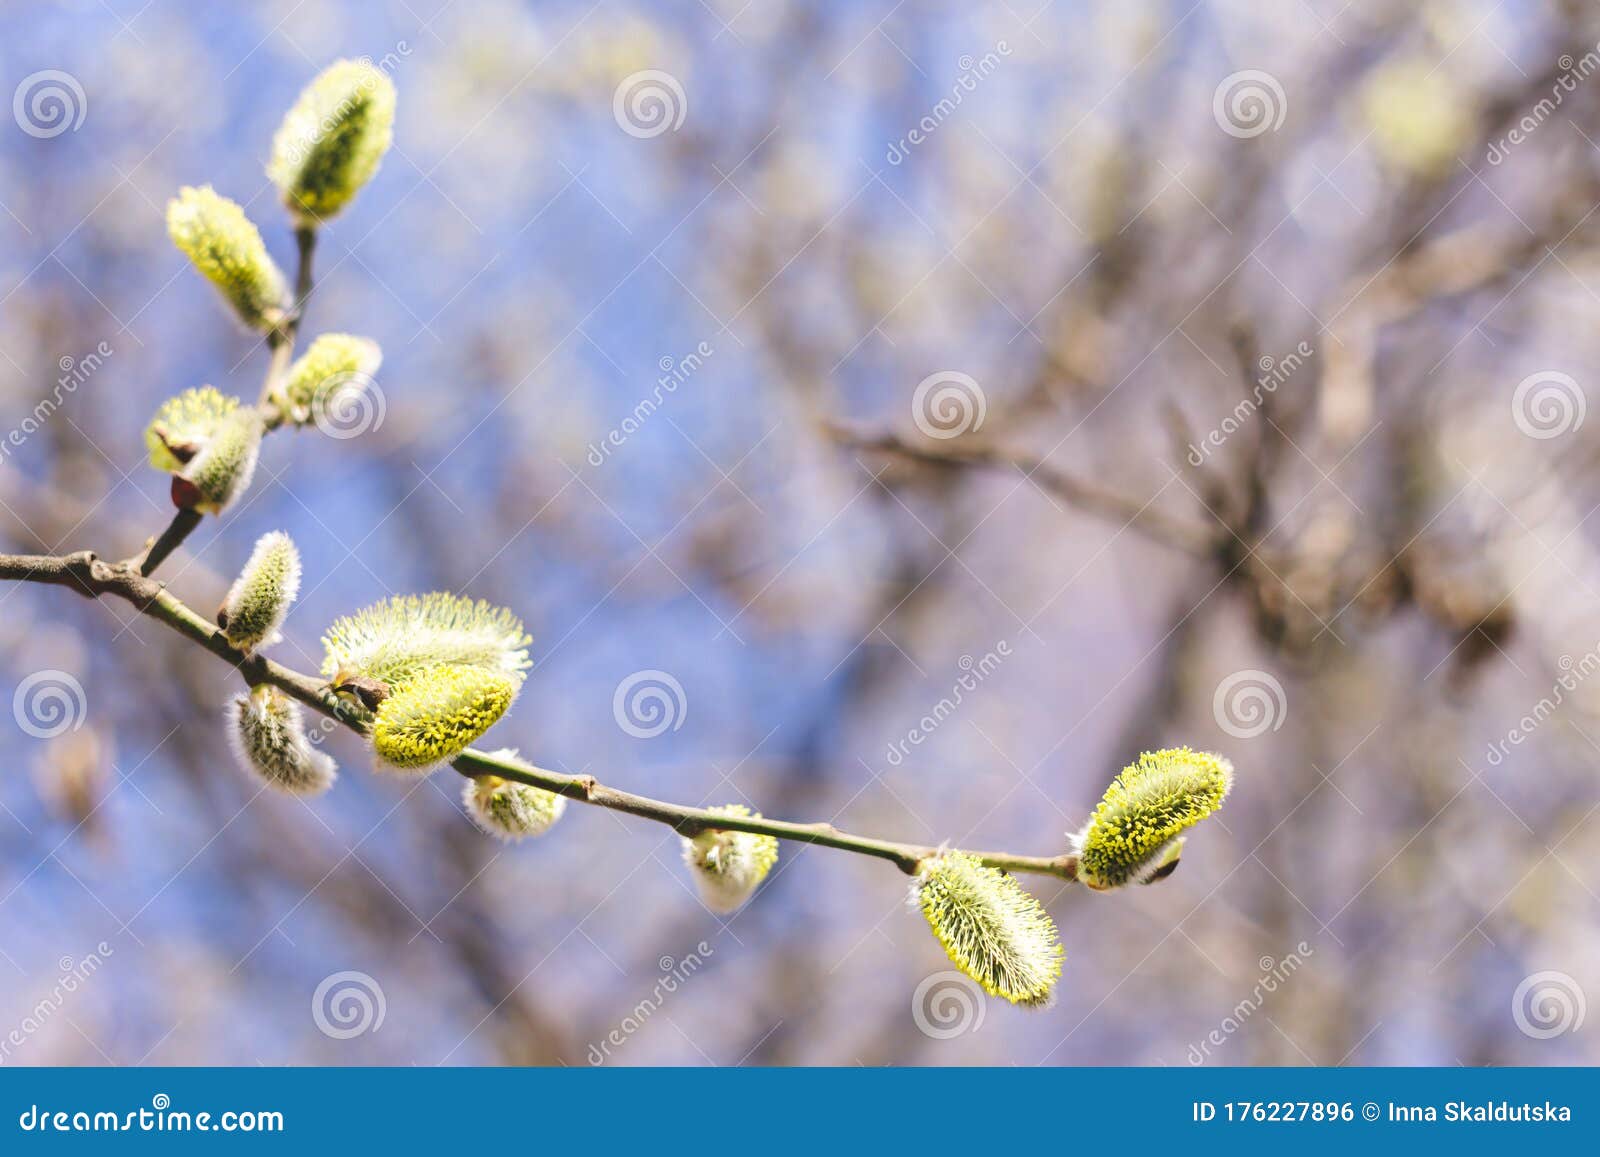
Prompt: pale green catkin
<box><xmin>463</xmin><ymin>756</ymin><xmax>567</xmax><ymax>841</ymax></box>
<box><xmin>219</xmin><ymin>532</ymin><xmax>302</xmax><ymax>652</ymax></box>
<box><xmin>278</xmin><ymin>333</ymin><xmax>382</xmax><ymax>423</ymax></box>
<box><xmin>268</xmin><ymin>59</ymin><xmax>396</xmax><ymax>223</ymax></box>
<box><xmin>179</xmin><ymin>405</ymin><xmax>263</xmax><ymax>514</ymax></box>
<box><xmin>166</xmin><ymin>185</ymin><xmax>289</xmax><ymax>332</ymax></box>
<box><xmin>321</xmin><ymin>592</ymin><xmax>531</xmax><ymax>690</ymax></box>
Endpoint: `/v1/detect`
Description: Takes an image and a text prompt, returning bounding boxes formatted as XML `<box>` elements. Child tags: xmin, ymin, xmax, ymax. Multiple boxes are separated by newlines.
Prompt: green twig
<box><xmin>0</xmin><ymin>548</ymin><xmax>1080</xmax><ymax>882</ymax></box>
<box><xmin>123</xmin><ymin>227</ymin><xmax>319</xmax><ymax>576</ymax></box>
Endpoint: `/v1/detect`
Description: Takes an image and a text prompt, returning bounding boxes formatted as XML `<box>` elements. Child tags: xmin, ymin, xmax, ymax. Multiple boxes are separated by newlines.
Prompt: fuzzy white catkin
<box><xmin>181</xmin><ymin>406</ymin><xmax>263</xmax><ymax>514</ymax></box>
<box><xmin>228</xmin><ymin>685</ymin><xmax>336</xmax><ymax>796</ymax></box>
<box><xmin>462</xmin><ymin>770</ymin><xmax>567</xmax><ymax>840</ymax></box>
<box><xmin>681</xmin><ymin>805</ymin><xmax>778</xmax><ymax>914</ymax></box>
<box><xmin>219</xmin><ymin>532</ymin><xmax>302</xmax><ymax>652</ymax></box>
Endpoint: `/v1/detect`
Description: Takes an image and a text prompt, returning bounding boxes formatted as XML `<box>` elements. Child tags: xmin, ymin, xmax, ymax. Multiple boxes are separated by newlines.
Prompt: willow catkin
<box><xmin>1072</xmin><ymin>747</ymin><xmax>1233</xmax><ymax>891</ymax></box>
<box><xmin>218</xmin><ymin>531</ymin><xmax>301</xmax><ymax>652</ymax></box>
<box><xmin>682</xmin><ymin>804</ymin><xmax>778</xmax><ymax>913</ymax></box>
<box><xmin>915</xmin><ymin>851</ymin><xmax>1063</xmax><ymax>1006</ymax></box>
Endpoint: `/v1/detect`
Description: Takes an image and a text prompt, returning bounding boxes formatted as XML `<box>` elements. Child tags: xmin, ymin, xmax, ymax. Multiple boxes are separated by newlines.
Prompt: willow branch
<box><xmin>122</xmin><ymin>227</ymin><xmax>319</xmax><ymax>578</ymax></box>
<box><xmin>0</xmin><ymin>549</ymin><xmax>1080</xmax><ymax>882</ymax></box>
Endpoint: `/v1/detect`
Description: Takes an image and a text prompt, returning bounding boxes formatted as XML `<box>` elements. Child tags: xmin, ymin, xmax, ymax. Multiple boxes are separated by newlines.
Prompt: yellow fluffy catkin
<box><xmin>915</xmin><ymin>851</ymin><xmax>1062</xmax><ymax>1006</ymax></box>
<box><xmin>1072</xmin><ymin>747</ymin><xmax>1233</xmax><ymax>891</ymax></box>
<box><xmin>370</xmin><ymin>664</ymin><xmax>517</xmax><ymax>772</ymax></box>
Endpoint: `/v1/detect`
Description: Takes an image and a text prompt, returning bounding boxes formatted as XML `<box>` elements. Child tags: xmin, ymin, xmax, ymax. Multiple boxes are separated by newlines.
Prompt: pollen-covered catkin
<box><xmin>219</xmin><ymin>532</ymin><xmax>301</xmax><ymax>652</ymax></box>
<box><xmin>915</xmin><ymin>851</ymin><xmax>1063</xmax><ymax>1006</ymax></box>
<box><xmin>1072</xmin><ymin>747</ymin><xmax>1233</xmax><ymax>891</ymax></box>
<box><xmin>370</xmin><ymin>664</ymin><xmax>518</xmax><ymax>772</ymax></box>
<box><xmin>681</xmin><ymin>804</ymin><xmax>778</xmax><ymax>913</ymax></box>
<box><xmin>228</xmin><ymin>685</ymin><xmax>336</xmax><ymax>795</ymax></box>
<box><xmin>166</xmin><ymin>186</ymin><xmax>289</xmax><ymax>332</ymax></box>
<box><xmin>268</xmin><ymin>59</ymin><xmax>396</xmax><ymax>223</ymax></box>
